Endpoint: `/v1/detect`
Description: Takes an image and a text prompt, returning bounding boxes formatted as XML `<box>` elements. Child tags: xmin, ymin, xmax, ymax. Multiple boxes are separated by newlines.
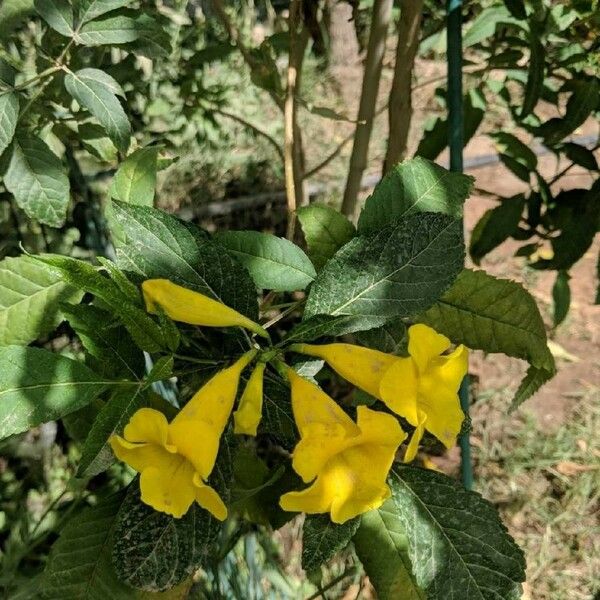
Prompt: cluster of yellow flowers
<box><xmin>110</xmin><ymin>279</ymin><xmax>468</xmax><ymax>524</ymax></box>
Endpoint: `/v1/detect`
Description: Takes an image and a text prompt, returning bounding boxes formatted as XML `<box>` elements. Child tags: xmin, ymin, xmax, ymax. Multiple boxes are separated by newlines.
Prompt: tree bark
<box><xmin>341</xmin><ymin>0</ymin><xmax>394</xmax><ymax>220</ymax></box>
<box><xmin>383</xmin><ymin>0</ymin><xmax>424</xmax><ymax>174</ymax></box>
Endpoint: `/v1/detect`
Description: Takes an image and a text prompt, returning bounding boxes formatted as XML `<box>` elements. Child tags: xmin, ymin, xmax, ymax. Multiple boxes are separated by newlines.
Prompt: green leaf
<box><xmin>78</xmin><ymin>122</ymin><xmax>118</xmax><ymax>162</ymax></box>
<box><xmin>0</xmin><ymin>92</ymin><xmax>18</xmax><ymax>157</ymax></box>
<box><xmin>0</xmin><ymin>255</ymin><xmax>82</xmax><ymax>346</ymax></box>
<box><xmin>561</xmin><ymin>142</ymin><xmax>598</xmax><ymax>171</ymax></box>
<box><xmin>124</xmin><ymin>13</ymin><xmax>171</xmax><ymax>59</ymax></box>
<box><xmin>355</xmin><ymin>319</ymin><xmax>407</xmax><ymax>354</ymax></box>
<box><xmin>0</xmin><ymin>0</ymin><xmax>34</xmax><ymax>38</ymax></box>
<box><xmin>305</xmin><ymin>213</ymin><xmax>464</xmax><ymax>333</ymax></box>
<box><xmin>77</xmin><ymin>386</ymin><xmax>144</xmax><ymax>478</ymax></box>
<box><xmin>354</xmin><ymin>503</ymin><xmax>425</xmax><ymax>600</ymax></box>
<box><xmin>215</xmin><ymin>230</ymin><xmax>316</xmax><ymax>292</ymax></box>
<box><xmin>34</xmin><ymin>0</ymin><xmax>73</xmax><ymax>36</ymax></box>
<box><xmin>491</xmin><ymin>132</ymin><xmax>537</xmax><ymax>171</ymax></box>
<box><xmin>112</xmin><ymin>485</ymin><xmax>220</xmax><ymax>592</ymax></box>
<box><xmin>64</xmin><ymin>68</ymin><xmax>130</xmax><ymax>152</ymax></box>
<box><xmin>389</xmin><ymin>465</ymin><xmax>526</xmax><ymax>600</ymax></box>
<box><xmin>111</xmin><ymin>201</ymin><xmax>258</xmax><ymax>320</ymax></box>
<box><xmin>36</xmin><ymin>254</ymin><xmax>167</xmax><ymax>353</ymax></box>
<box><xmin>110</xmin><ymin>146</ymin><xmax>159</xmax><ymax>206</ymax></box>
<box><xmin>78</xmin><ymin>0</ymin><xmax>135</xmax><ymax>24</ymax></box>
<box><xmin>61</xmin><ymin>303</ymin><xmax>145</xmax><ymax>379</ymax></box>
<box><xmin>419</xmin><ymin>269</ymin><xmax>555</xmax><ymax>405</ymax></box>
<box><xmin>416</xmin><ymin>89</ymin><xmax>486</xmax><ymax>162</ymax></box>
<box><xmin>0</xmin><ymin>345</ymin><xmax>107</xmax><ymax>439</ymax></box>
<box><xmin>512</xmin><ymin>364</ymin><xmax>554</xmax><ymax>410</ymax></box>
<box><xmin>541</xmin><ymin>78</ymin><xmax>600</xmax><ymax>143</ymax></box>
<box><xmin>41</xmin><ymin>492</ymin><xmax>136</xmax><ymax>599</ymax></box>
<box><xmin>259</xmin><ymin>372</ymin><xmax>295</xmax><ymax>447</ymax></box>
<box><xmin>521</xmin><ymin>33</ymin><xmax>544</xmax><ymax>118</ymax></box>
<box><xmin>302</xmin><ymin>514</ymin><xmax>360</xmax><ymax>572</ymax></box>
<box><xmin>469</xmin><ymin>195</ymin><xmax>526</xmax><ymax>264</ymax></box>
<box><xmin>4</xmin><ymin>134</ymin><xmax>70</xmax><ymax>227</ymax></box>
<box><xmin>503</xmin><ymin>0</ymin><xmax>526</xmax><ymax>19</ymax></box>
<box><xmin>357</xmin><ymin>158</ymin><xmax>474</xmax><ymax>234</ymax></box>
<box><xmin>463</xmin><ymin>5</ymin><xmax>524</xmax><ymax>47</ymax></box>
<box><xmin>143</xmin><ymin>355</ymin><xmax>173</xmax><ymax>388</ymax></box>
<box><xmin>296</xmin><ymin>203</ymin><xmax>356</xmax><ymax>270</ymax></box>
<box><xmin>76</xmin><ymin>14</ymin><xmax>140</xmax><ymax>45</ymax></box>
<box><xmin>499</xmin><ymin>154</ymin><xmax>531</xmax><ymax>182</ymax></box>
<box><xmin>552</xmin><ymin>270</ymin><xmax>570</xmax><ymax>327</ymax></box>
<box><xmin>286</xmin><ymin>314</ymin><xmax>384</xmax><ymax>343</ymax></box>
<box><xmin>420</xmin><ymin>269</ymin><xmax>552</xmax><ymax>369</ymax></box>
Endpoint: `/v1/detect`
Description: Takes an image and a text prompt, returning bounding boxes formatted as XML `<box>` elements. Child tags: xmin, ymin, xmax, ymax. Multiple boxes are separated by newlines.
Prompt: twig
<box><xmin>341</xmin><ymin>0</ymin><xmax>394</xmax><ymax>220</ymax></box>
<box><xmin>212</xmin><ymin>106</ymin><xmax>284</xmax><ymax>163</ymax></box>
<box><xmin>305</xmin><ymin>567</ymin><xmax>358</xmax><ymax>600</ymax></box>
<box><xmin>263</xmin><ymin>298</ymin><xmax>305</xmax><ymax>330</ymax></box>
<box><xmin>383</xmin><ymin>0</ymin><xmax>424</xmax><ymax>173</ymax></box>
<box><xmin>0</xmin><ymin>65</ymin><xmax>61</xmax><ymax>96</ymax></box>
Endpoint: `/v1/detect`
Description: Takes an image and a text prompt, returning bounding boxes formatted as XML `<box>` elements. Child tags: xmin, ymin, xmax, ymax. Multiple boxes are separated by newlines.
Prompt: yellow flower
<box><xmin>233</xmin><ymin>361</ymin><xmax>265</xmax><ymax>436</ymax></box>
<box><xmin>291</xmin><ymin>324</ymin><xmax>468</xmax><ymax>462</ymax></box>
<box><xmin>279</xmin><ymin>368</ymin><xmax>406</xmax><ymax>524</ymax></box>
<box><xmin>110</xmin><ymin>350</ymin><xmax>256</xmax><ymax>519</ymax></box>
<box><xmin>142</xmin><ymin>278</ymin><xmax>268</xmax><ymax>338</ymax></box>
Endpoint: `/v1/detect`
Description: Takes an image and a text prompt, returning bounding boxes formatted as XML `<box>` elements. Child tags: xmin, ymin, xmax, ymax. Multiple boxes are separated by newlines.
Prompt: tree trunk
<box><xmin>383</xmin><ymin>0</ymin><xmax>424</xmax><ymax>174</ymax></box>
<box><xmin>341</xmin><ymin>0</ymin><xmax>394</xmax><ymax>221</ymax></box>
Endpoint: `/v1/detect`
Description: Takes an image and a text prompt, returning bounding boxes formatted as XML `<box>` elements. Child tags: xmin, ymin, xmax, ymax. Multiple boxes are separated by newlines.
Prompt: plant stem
<box><xmin>0</xmin><ymin>65</ymin><xmax>61</xmax><ymax>96</ymax></box>
<box><xmin>341</xmin><ymin>0</ymin><xmax>394</xmax><ymax>220</ymax></box>
<box><xmin>263</xmin><ymin>298</ymin><xmax>305</xmax><ymax>330</ymax></box>
<box><xmin>173</xmin><ymin>354</ymin><xmax>221</xmax><ymax>365</ymax></box>
<box><xmin>383</xmin><ymin>0</ymin><xmax>424</xmax><ymax>173</ymax></box>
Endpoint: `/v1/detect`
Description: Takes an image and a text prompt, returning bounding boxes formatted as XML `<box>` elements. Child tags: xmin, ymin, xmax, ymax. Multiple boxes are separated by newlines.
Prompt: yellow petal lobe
<box><xmin>142</xmin><ymin>278</ymin><xmax>268</xmax><ymax>338</ymax></box>
<box><xmin>233</xmin><ymin>362</ymin><xmax>266</xmax><ymax>436</ymax></box>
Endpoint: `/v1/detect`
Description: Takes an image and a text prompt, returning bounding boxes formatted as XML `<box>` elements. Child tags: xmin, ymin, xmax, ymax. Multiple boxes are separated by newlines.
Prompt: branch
<box><xmin>212</xmin><ymin>107</ymin><xmax>284</xmax><ymax>163</ymax></box>
<box><xmin>383</xmin><ymin>0</ymin><xmax>424</xmax><ymax>173</ymax></box>
<box><xmin>341</xmin><ymin>0</ymin><xmax>394</xmax><ymax>220</ymax></box>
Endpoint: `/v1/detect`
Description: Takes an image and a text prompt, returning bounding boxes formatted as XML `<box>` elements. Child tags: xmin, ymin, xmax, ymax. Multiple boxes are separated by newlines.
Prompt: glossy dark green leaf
<box><xmin>305</xmin><ymin>213</ymin><xmax>464</xmax><ymax>333</ymax></box>
<box><xmin>561</xmin><ymin>142</ymin><xmax>598</xmax><ymax>171</ymax></box>
<box><xmin>389</xmin><ymin>465</ymin><xmax>526</xmax><ymax>600</ymax></box>
<box><xmin>0</xmin><ymin>346</ymin><xmax>107</xmax><ymax>439</ymax></box>
<box><xmin>297</xmin><ymin>203</ymin><xmax>356</xmax><ymax>270</ymax></box>
<box><xmin>302</xmin><ymin>514</ymin><xmax>360</xmax><ymax>572</ymax></box>
<box><xmin>112</xmin><ymin>484</ymin><xmax>220</xmax><ymax>591</ymax></box>
<box><xmin>354</xmin><ymin>503</ymin><xmax>425</xmax><ymax>600</ymax></box>
<box><xmin>215</xmin><ymin>230</ymin><xmax>316</xmax><ymax>291</ymax></box>
<box><xmin>111</xmin><ymin>201</ymin><xmax>258</xmax><ymax>320</ymax></box>
<box><xmin>491</xmin><ymin>132</ymin><xmax>537</xmax><ymax>170</ymax></box>
<box><xmin>64</xmin><ymin>68</ymin><xmax>130</xmax><ymax>152</ymax></box>
<box><xmin>469</xmin><ymin>195</ymin><xmax>526</xmax><ymax>264</ymax></box>
<box><xmin>4</xmin><ymin>134</ymin><xmax>70</xmax><ymax>227</ymax></box>
<box><xmin>358</xmin><ymin>159</ymin><xmax>473</xmax><ymax>233</ymax></box>
<box><xmin>41</xmin><ymin>492</ymin><xmax>135</xmax><ymax>599</ymax></box>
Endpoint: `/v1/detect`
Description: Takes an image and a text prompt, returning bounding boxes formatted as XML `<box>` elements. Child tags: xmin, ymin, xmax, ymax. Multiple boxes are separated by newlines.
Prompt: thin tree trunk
<box><xmin>383</xmin><ymin>0</ymin><xmax>424</xmax><ymax>174</ymax></box>
<box><xmin>285</xmin><ymin>0</ymin><xmax>309</xmax><ymax>240</ymax></box>
<box><xmin>341</xmin><ymin>0</ymin><xmax>394</xmax><ymax>220</ymax></box>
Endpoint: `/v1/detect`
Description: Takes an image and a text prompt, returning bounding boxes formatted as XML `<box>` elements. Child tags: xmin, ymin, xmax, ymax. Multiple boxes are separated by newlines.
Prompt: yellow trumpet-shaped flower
<box><xmin>142</xmin><ymin>279</ymin><xmax>268</xmax><ymax>338</ymax></box>
<box><xmin>233</xmin><ymin>361</ymin><xmax>265</xmax><ymax>436</ymax></box>
<box><xmin>291</xmin><ymin>324</ymin><xmax>468</xmax><ymax>462</ymax></box>
<box><xmin>289</xmin><ymin>343</ymin><xmax>397</xmax><ymax>399</ymax></box>
<box><xmin>379</xmin><ymin>324</ymin><xmax>468</xmax><ymax>461</ymax></box>
<box><xmin>110</xmin><ymin>350</ymin><xmax>256</xmax><ymax>519</ymax></box>
<box><xmin>279</xmin><ymin>369</ymin><xmax>406</xmax><ymax>524</ymax></box>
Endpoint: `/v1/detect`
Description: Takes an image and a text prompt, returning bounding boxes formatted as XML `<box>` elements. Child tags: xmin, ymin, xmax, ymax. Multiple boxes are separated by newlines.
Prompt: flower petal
<box><xmin>193</xmin><ymin>473</ymin><xmax>228</xmax><ymax>521</ymax></box>
<box><xmin>355</xmin><ymin>405</ymin><xmax>406</xmax><ymax>448</ymax></box>
<box><xmin>291</xmin><ymin>343</ymin><xmax>397</xmax><ymax>399</ymax></box>
<box><xmin>139</xmin><ymin>456</ymin><xmax>196</xmax><ymax>518</ymax></box>
<box><xmin>420</xmin><ymin>384</ymin><xmax>464</xmax><ymax>449</ymax></box>
<box><xmin>168</xmin><ymin>418</ymin><xmax>220</xmax><ymax>480</ymax></box>
<box><xmin>110</xmin><ymin>435</ymin><xmax>174</xmax><ymax>473</ymax></box>
<box><xmin>233</xmin><ymin>362</ymin><xmax>266</xmax><ymax>436</ymax></box>
<box><xmin>428</xmin><ymin>344</ymin><xmax>468</xmax><ymax>391</ymax></box>
<box><xmin>285</xmin><ymin>368</ymin><xmax>360</xmax><ymax>438</ymax></box>
<box><xmin>142</xmin><ymin>279</ymin><xmax>268</xmax><ymax>338</ymax></box>
<box><xmin>403</xmin><ymin>411</ymin><xmax>427</xmax><ymax>463</ymax></box>
<box><xmin>279</xmin><ymin>475</ymin><xmax>332</xmax><ymax>516</ymax></box>
<box><xmin>174</xmin><ymin>351</ymin><xmax>256</xmax><ymax>428</ymax></box>
<box><xmin>123</xmin><ymin>408</ymin><xmax>169</xmax><ymax>446</ymax></box>
<box><xmin>408</xmin><ymin>324</ymin><xmax>451</xmax><ymax>372</ymax></box>
<box><xmin>330</xmin><ymin>481</ymin><xmax>391</xmax><ymax>524</ymax></box>
<box><xmin>378</xmin><ymin>357</ymin><xmax>419</xmax><ymax>425</ymax></box>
